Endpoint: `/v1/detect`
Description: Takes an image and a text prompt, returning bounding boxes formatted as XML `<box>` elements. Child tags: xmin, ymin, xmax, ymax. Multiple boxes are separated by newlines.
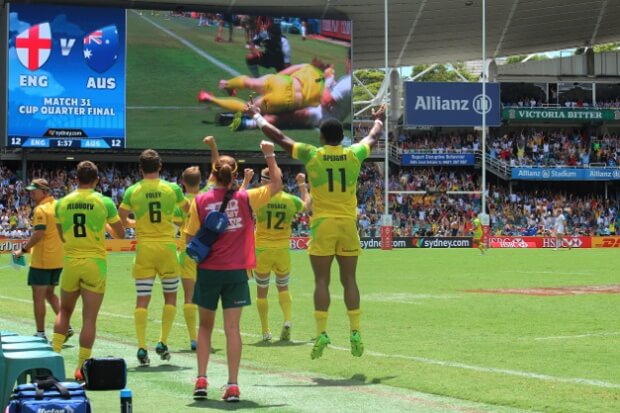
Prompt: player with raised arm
<box><xmin>119</xmin><ymin>149</ymin><xmax>188</xmax><ymax>366</ymax></box>
<box><xmin>51</xmin><ymin>161</ymin><xmax>125</xmax><ymax>380</ymax></box>
<box><xmin>247</xmin><ymin>102</ymin><xmax>385</xmax><ymax>359</ymax></box>
<box><xmin>253</xmin><ymin>168</ymin><xmax>307</xmax><ymax>342</ymax></box>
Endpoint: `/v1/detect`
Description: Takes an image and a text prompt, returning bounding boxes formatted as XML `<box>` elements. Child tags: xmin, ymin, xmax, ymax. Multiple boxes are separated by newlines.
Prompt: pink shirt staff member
<box><xmin>185</xmin><ymin>141</ymin><xmax>282</xmax><ymax>403</ymax></box>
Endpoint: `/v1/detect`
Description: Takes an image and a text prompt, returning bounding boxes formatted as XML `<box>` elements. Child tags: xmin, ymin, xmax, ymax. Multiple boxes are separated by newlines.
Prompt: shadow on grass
<box><xmin>177</xmin><ymin>348</ymin><xmax>222</xmax><ymax>355</ymax></box>
<box><xmin>187</xmin><ymin>400</ymin><xmax>287</xmax><ymax>410</ymax></box>
<box><xmin>255</xmin><ymin>373</ymin><xmax>397</xmax><ymax>388</ymax></box>
<box><xmin>127</xmin><ymin>364</ymin><xmax>192</xmax><ymax>373</ymax></box>
<box><xmin>247</xmin><ymin>339</ymin><xmax>310</xmax><ymax>348</ymax></box>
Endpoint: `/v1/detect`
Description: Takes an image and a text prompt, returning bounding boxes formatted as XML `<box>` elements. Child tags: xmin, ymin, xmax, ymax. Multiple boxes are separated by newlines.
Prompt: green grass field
<box><xmin>1</xmin><ymin>249</ymin><xmax>619</xmax><ymax>412</ymax></box>
<box><xmin>126</xmin><ymin>12</ymin><xmax>350</xmax><ymax>151</ymax></box>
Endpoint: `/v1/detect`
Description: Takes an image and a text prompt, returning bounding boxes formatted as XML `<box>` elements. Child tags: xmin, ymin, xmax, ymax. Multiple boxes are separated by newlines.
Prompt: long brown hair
<box><xmin>212</xmin><ymin>156</ymin><xmax>238</xmax><ymax>187</ymax></box>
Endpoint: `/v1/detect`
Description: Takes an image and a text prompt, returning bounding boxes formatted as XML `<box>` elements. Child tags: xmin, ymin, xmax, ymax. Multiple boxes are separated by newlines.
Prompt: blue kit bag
<box><xmin>186</xmin><ymin>190</ymin><xmax>234</xmax><ymax>263</ymax></box>
<box><xmin>7</xmin><ymin>376</ymin><xmax>91</xmax><ymax>413</ymax></box>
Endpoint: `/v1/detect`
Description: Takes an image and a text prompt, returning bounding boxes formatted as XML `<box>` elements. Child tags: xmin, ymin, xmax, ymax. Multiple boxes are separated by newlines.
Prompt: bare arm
<box><xmin>245</xmin><ymin>104</ymin><xmax>296</xmax><ymax>156</ymax></box>
<box><xmin>260</xmin><ymin>141</ymin><xmax>282</xmax><ymax>195</ymax></box>
<box><xmin>240</xmin><ymin>168</ymin><xmax>255</xmax><ymax>190</ymax></box>
<box><xmin>296</xmin><ymin>172</ymin><xmax>312</xmax><ymax>211</ymax></box>
<box><xmin>13</xmin><ymin>229</ymin><xmax>45</xmax><ymax>258</ymax></box>
<box><xmin>118</xmin><ymin>207</ymin><xmax>136</xmax><ymax>228</ymax></box>
<box><xmin>359</xmin><ymin>104</ymin><xmax>387</xmax><ymax>149</ymax></box>
<box><xmin>203</xmin><ymin>135</ymin><xmax>220</xmax><ymax>166</ymax></box>
<box><xmin>107</xmin><ymin>221</ymin><xmax>125</xmax><ymax>239</ymax></box>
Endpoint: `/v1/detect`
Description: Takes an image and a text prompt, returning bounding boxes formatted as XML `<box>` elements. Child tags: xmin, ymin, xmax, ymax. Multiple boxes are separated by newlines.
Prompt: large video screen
<box><xmin>5</xmin><ymin>4</ymin><xmax>352</xmax><ymax>151</ymax></box>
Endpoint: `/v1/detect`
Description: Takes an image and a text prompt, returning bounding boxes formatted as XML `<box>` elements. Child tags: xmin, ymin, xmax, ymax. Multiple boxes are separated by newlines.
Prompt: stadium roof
<box><xmin>125</xmin><ymin>0</ymin><xmax>620</xmax><ymax>68</ymax></box>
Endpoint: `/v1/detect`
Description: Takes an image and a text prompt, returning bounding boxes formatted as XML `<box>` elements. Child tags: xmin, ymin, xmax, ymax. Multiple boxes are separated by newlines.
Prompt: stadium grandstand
<box><xmin>1</xmin><ymin>1</ymin><xmax>620</xmax><ymax>412</ymax></box>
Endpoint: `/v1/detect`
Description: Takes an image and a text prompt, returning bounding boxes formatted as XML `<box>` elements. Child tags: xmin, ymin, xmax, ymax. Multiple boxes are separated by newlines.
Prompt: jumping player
<box><xmin>247</xmin><ymin>102</ymin><xmax>385</xmax><ymax>359</ymax></box>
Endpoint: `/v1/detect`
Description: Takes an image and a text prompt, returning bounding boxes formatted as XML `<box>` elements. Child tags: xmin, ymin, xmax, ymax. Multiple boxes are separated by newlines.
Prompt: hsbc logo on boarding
<box><xmin>489</xmin><ymin>237</ymin><xmax>530</xmax><ymax>248</ymax></box>
<box><xmin>290</xmin><ymin>237</ymin><xmax>309</xmax><ymax>250</ymax></box>
<box><xmin>542</xmin><ymin>237</ymin><xmax>582</xmax><ymax>248</ymax></box>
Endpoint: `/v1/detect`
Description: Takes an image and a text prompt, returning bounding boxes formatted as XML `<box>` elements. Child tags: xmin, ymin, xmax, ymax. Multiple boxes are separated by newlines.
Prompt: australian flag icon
<box><xmin>83</xmin><ymin>25</ymin><xmax>119</xmax><ymax>73</ymax></box>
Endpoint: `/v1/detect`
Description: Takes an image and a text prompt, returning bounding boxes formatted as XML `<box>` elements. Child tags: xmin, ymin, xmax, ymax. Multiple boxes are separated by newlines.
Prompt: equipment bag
<box><xmin>82</xmin><ymin>357</ymin><xmax>127</xmax><ymax>390</ymax></box>
<box><xmin>187</xmin><ymin>190</ymin><xmax>234</xmax><ymax>263</ymax></box>
<box><xmin>8</xmin><ymin>376</ymin><xmax>91</xmax><ymax>413</ymax></box>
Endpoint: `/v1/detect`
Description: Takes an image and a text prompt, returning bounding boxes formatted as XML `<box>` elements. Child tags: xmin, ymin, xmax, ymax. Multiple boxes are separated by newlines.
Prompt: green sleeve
<box><xmin>292</xmin><ymin>142</ymin><xmax>317</xmax><ymax>164</ymax></box>
<box><xmin>121</xmin><ymin>185</ymin><xmax>134</xmax><ymax>208</ymax></box>
<box><xmin>350</xmin><ymin>143</ymin><xmax>370</xmax><ymax>163</ymax></box>
<box><xmin>291</xmin><ymin>195</ymin><xmax>303</xmax><ymax>213</ymax></box>
<box><xmin>172</xmin><ymin>183</ymin><xmax>186</xmax><ymax>205</ymax></box>
<box><xmin>102</xmin><ymin>196</ymin><xmax>119</xmax><ymax>220</ymax></box>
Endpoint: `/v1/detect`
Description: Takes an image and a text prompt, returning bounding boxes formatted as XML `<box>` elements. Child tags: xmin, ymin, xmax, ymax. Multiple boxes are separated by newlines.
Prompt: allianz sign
<box><xmin>404</xmin><ymin>82</ymin><xmax>500</xmax><ymax>127</ymax></box>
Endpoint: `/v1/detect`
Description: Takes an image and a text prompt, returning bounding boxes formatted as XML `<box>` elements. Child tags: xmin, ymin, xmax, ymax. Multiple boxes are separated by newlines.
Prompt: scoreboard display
<box><xmin>6</xmin><ymin>3</ymin><xmax>126</xmax><ymax>149</ymax></box>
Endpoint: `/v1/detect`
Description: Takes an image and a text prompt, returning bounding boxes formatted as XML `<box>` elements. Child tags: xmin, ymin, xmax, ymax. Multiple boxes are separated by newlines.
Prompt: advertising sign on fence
<box><xmin>402</xmin><ymin>153</ymin><xmax>476</xmax><ymax>166</ymax></box>
<box><xmin>502</xmin><ymin>107</ymin><xmax>620</xmax><ymax>122</ymax></box>
<box><xmin>512</xmin><ymin>168</ymin><xmax>620</xmax><ymax>181</ymax></box>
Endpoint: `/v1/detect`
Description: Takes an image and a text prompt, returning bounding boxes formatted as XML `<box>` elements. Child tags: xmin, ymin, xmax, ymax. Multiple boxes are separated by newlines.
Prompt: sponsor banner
<box><xmin>359</xmin><ymin>237</ymin><xmax>413</xmax><ymax>249</ymax></box>
<box><xmin>402</xmin><ymin>153</ymin><xmax>475</xmax><ymax>166</ymax></box>
<box><xmin>320</xmin><ymin>19</ymin><xmax>351</xmax><ymax>41</ymax></box>
<box><xmin>502</xmin><ymin>107</ymin><xmax>620</xmax><ymax>122</ymax></box>
<box><xmin>512</xmin><ymin>167</ymin><xmax>620</xmax><ymax>181</ymax></box>
<box><xmin>105</xmin><ymin>239</ymin><xmax>138</xmax><ymax>252</ymax></box>
<box><xmin>488</xmin><ymin>237</ymin><xmax>536</xmax><ymax>248</ymax></box>
<box><xmin>412</xmin><ymin>237</ymin><xmax>472</xmax><ymax>248</ymax></box>
<box><xmin>0</xmin><ymin>239</ymin><xmax>27</xmax><ymax>254</ymax></box>
<box><xmin>7</xmin><ymin>3</ymin><xmax>126</xmax><ymax>149</ymax></box>
<box><xmin>592</xmin><ymin>236</ymin><xmax>620</xmax><ymax>248</ymax></box>
<box><xmin>489</xmin><ymin>236</ymin><xmax>591</xmax><ymax>248</ymax></box>
<box><xmin>290</xmin><ymin>237</ymin><xmax>309</xmax><ymax>250</ymax></box>
<box><xmin>404</xmin><ymin>82</ymin><xmax>500</xmax><ymax>127</ymax></box>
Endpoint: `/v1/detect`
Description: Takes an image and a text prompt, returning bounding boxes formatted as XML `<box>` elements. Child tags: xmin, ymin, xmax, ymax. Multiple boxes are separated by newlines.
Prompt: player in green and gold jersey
<box><xmin>253</xmin><ymin>168</ymin><xmax>310</xmax><ymax>342</ymax></box>
<box><xmin>51</xmin><ymin>161</ymin><xmax>125</xmax><ymax>379</ymax></box>
<box><xmin>248</xmin><ymin>102</ymin><xmax>385</xmax><ymax>359</ymax></box>
<box><xmin>119</xmin><ymin>149</ymin><xmax>189</xmax><ymax>366</ymax></box>
<box><xmin>177</xmin><ymin>166</ymin><xmax>202</xmax><ymax>350</ymax></box>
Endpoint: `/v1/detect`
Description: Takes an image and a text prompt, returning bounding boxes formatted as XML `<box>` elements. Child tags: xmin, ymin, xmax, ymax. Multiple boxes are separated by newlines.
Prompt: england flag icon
<box><xmin>15</xmin><ymin>23</ymin><xmax>52</xmax><ymax>71</ymax></box>
<box><xmin>83</xmin><ymin>25</ymin><xmax>119</xmax><ymax>73</ymax></box>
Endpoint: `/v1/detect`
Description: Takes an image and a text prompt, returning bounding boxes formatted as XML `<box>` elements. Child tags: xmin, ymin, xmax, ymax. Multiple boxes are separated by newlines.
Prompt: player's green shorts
<box><xmin>133</xmin><ymin>242</ymin><xmax>180</xmax><ymax>279</ymax></box>
<box><xmin>179</xmin><ymin>251</ymin><xmax>197</xmax><ymax>281</ymax></box>
<box><xmin>62</xmin><ymin>257</ymin><xmax>107</xmax><ymax>294</ymax></box>
<box><xmin>28</xmin><ymin>267</ymin><xmax>62</xmax><ymax>286</ymax></box>
<box><xmin>255</xmin><ymin>248</ymin><xmax>290</xmax><ymax>275</ymax></box>
<box><xmin>193</xmin><ymin>269</ymin><xmax>250</xmax><ymax>311</ymax></box>
<box><xmin>309</xmin><ymin>217</ymin><xmax>361</xmax><ymax>256</ymax></box>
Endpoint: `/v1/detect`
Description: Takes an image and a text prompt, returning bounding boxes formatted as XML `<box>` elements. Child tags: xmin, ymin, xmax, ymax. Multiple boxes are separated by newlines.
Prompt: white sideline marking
<box><xmin>2</xmin><ymin>293</ymin><xmax>619</xmax><ymax>390</ymax></box>
<box><xmin>535</xmin><ymin>332</ymin><xmax>620</xmax><ymax>341</ymax></box>
<box><xmin>134</xmin><ymin>11</ymin><xmax>241</xmax><ymax>77</ymax></box>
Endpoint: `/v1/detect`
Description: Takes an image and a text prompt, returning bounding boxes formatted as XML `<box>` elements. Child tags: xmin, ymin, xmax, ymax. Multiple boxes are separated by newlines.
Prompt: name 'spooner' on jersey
<box><xmin>292</xmin><ymin>142</ymin><xmax>370</xmax><ymax>220</ymax></box>
<box><xmin>120</xmin><ymin>179</ymin><xmax>186</xmax><ymax>242</ymax></box>
<box><xmin>55</xmin><ymin>189</ymin><xmax>120</xmax><ymax>259</ymax></box>
<box><xmin>255</xmin><ymin>191</ymin><xmax>303</xmax><ymax>249</ymax></box>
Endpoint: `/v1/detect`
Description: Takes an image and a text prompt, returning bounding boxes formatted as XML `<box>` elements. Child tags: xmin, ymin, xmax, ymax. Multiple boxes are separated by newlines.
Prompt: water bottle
<box><xmin>120</xmin><ymin>388</ymin><xmax>133</xmax><ymax>413</ymax></box>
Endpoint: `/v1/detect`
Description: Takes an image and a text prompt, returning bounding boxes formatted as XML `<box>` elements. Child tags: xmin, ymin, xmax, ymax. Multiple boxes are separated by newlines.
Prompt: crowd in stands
<box><xmin>1</xmin><ymin>163</ymin><xmax>617</xmax><ymax>239</ymax></box>
<box><xmin>388</xmin><ymin>127</ymin><xmax>620</xmax><ymax>167</ymax></box>
<box><xmin>489</xmin><ymin>130</ymin><xmax>619</xmax><ymax>167</ymax></box>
